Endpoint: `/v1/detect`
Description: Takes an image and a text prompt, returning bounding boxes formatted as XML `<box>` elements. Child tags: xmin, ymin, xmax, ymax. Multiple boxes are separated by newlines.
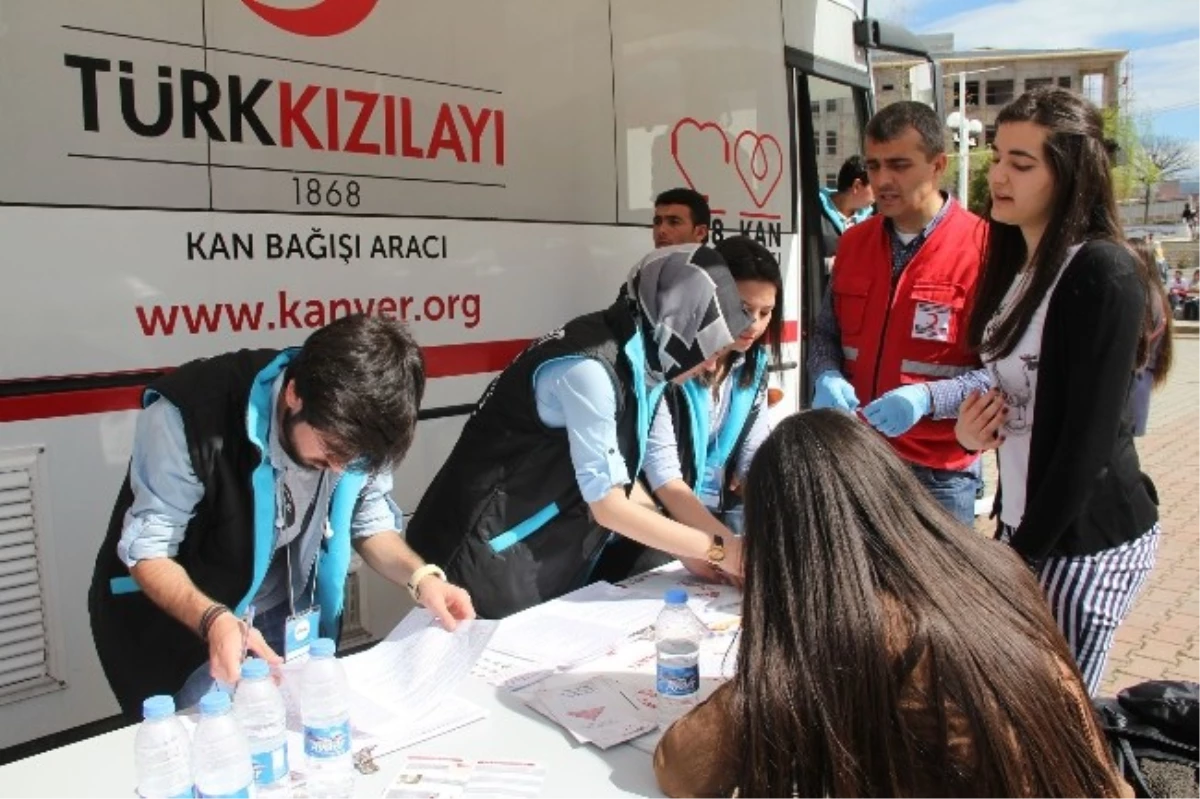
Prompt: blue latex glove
<box><xmin>812</xmin><ymin>370</ymin><xmax>860</xmax><ymax>412</ymax></box>
<box><xmin>862</xmin><ymin>384</ymin><xmax>931</xmax><ymax>437</ymax></box>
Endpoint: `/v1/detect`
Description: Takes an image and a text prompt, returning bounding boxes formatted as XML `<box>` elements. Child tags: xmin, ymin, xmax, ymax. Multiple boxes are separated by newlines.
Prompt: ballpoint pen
<box><xmin>239</xmin><ymin>604</ymin><xmax>257</xmax><ymax>665</ymax></box>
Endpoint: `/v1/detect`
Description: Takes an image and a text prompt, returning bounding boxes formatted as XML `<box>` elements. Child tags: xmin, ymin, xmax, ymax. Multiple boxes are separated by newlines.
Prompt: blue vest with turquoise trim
<box><xmin>89</xmin><ymin>348</ymin><xmax>366</xmax><ymax>715</ymax></box>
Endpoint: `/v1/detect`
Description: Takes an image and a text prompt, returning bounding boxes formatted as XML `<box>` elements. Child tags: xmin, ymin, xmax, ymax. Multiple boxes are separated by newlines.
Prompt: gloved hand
<box><xmin>812</xmin><ymin>370</ymin><xmax>860</xmax><ymax>412</ymax></box>
<box><xmin>862</xmin><ymin>384</ymin><xmax>932</xmax><ymax>437</ymax></box>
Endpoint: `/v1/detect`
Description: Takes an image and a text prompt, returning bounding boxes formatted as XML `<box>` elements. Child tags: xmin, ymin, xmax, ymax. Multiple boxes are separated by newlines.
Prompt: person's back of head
<box><xmin>286</xmin><ymin>313</ymin><xmax>425</xmax><ymax>474</ymax></box>
<box><xmin>836</xmin><ymin>154</ymin><xmax>870</xmax><ymax>194</ymax></box>
<box><xmin>731</xmin><ymin>409</ymin><xmax>1124</xmax><ymax>797</ymax></box>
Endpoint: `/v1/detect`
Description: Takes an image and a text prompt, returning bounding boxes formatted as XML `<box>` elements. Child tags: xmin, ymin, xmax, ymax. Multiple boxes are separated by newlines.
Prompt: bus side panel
<box><xmin>611</xmin><ymin>0</ymin><xmax>800</xmax><ymax>411</ymax></box>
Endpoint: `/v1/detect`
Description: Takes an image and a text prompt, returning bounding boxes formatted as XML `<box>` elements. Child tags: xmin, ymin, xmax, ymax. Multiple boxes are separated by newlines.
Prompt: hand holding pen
<box><xmin>206</xmin><ymin>603</ymin><xmax>282</xmax><ymax>686</ymax></box>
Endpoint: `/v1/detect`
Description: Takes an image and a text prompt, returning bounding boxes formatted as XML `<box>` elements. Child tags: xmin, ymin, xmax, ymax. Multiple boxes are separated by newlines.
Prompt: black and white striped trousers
<box><xmin>1000</xmin><ymin>524</ymin><xmax>1160</xmax><ymax>695</ymax></box>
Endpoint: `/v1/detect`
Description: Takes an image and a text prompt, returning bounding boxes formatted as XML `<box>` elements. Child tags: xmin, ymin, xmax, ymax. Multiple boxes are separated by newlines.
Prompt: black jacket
<box><xmin>1000</xmin><ymin>240</ymin><xmax>1158</xmax><ymax>560</ymax></box>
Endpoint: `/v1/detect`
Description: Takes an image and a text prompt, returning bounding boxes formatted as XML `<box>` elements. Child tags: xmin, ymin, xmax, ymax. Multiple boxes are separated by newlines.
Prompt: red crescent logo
<box><xmin>241</xmin><ymin>0</ymin><xmax>380</xmax><ymax>37</ymax></box>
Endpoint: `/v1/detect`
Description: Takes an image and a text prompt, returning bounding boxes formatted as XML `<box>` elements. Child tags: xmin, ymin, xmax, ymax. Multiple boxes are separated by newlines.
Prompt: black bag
<box><xmin>1094</xmin><ymin>680</ymin><xmax>1199</xmax><ymax>798</ymax></box>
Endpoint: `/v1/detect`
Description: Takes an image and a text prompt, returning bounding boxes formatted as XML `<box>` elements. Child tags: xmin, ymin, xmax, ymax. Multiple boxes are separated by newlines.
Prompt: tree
<box><xmin>1102</xmin><ymin>107</ymin><xmax>1139</xmax><ymax>201</ymax></box>
<box><xmin>1132</xmin><ymin>134</ymin><xmax>1197</xmax><ymax>224</ymax></box>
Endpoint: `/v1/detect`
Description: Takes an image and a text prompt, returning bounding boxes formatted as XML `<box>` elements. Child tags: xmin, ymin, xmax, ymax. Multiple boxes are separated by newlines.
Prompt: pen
<box><xmin>239</xmin><ymin>604</ymin><xmax>256</xmax><ymax>665</ymax></box>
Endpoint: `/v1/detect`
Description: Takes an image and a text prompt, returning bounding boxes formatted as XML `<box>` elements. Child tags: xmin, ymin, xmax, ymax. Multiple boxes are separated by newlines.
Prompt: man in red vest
<box><xmin>807</xmin><ymin>101</ymin><xmax>990</xmax><ymax>526</ymax></box>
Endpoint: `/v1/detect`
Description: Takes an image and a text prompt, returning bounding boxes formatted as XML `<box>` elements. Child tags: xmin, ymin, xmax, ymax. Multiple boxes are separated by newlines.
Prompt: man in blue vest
<box><xmin>89</xmin><ymin>314</ymin><xmax>474</xmax><ymax>716</ymax></box>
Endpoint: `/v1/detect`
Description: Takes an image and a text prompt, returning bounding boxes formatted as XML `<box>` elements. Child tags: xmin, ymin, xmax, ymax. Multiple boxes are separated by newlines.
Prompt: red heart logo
<box><xmin>733</xmin><ymin>130</ymin><xmax>783</xmax><ymax>209</ymax></box>
<box><xmin>670</xmin><ymin>118</ymin><xmax>731</xmax><ymax>192</ymax></box>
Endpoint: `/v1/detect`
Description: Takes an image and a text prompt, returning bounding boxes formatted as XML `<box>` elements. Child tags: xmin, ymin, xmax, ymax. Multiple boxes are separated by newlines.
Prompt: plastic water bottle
<box><xmin>655</xmin><ymin>588</ymin><xmax>707</xmax><ymax>730</ymax></box>
<box><xmin>301</xmin><ymin>638</ymin><xmax>354</xmax><ymax>798</ymax></box>
<box><xmin>234</xmin><ymin>658</ymin><xmax>290</xmax><ymax>797</ymax></box>
<box><xmin>192</xmin><ymin>691</ymin><xmax>254</xmax><ymax>798</ymax></box>
<box><xmin>134</xmin><ymin>695</ymin><xmax>193</xmax><ymax>799</ymax></box>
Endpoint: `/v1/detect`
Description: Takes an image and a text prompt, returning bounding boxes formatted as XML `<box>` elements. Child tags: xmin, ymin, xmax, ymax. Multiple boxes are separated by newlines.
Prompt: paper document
<box><xmin>528</xmin><ymin>675</ymin><xmax>657</xmax><ymax>749</ymax></box>
<box><xmin>382</xmin><ymin>755</ymin><xmax>546</xmax><ymax>799</ymax></box>
<box><xmin>486</xmin><ymin>582</ymin><xmax>660</xmax><ymax>668</ymax></box>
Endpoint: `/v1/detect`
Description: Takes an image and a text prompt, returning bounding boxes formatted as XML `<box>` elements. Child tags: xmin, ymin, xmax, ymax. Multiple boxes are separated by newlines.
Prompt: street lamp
<box><xmin>945</xmin><ymin>67</ymin><xmax>1004</xmax><ymax>205</ymax></box>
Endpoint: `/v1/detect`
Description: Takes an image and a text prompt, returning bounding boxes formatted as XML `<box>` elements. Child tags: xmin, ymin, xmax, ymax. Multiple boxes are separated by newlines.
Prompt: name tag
<box><xmin>697</xmin><ymin>464</ymin><xmax>724</xmax><ymax>511</ymax></box>
<box><xmin>284</xmin><ymin>605</ymin><xmax>320</xmax><ymax>663</ymax></box>
<box><xmin>912</xmin><ymin>302</ymin><xmax>953</xmax><ymax>342</ymax></box>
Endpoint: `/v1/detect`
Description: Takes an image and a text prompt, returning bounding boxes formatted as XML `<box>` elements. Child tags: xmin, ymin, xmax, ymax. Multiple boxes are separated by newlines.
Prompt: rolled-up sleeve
<box><xmin>117</xmin><ymin>397</ymin><xmax>205</xmax><ymax>568</ymax></box>
<box><xmin>351</xmin><ymin>471</ymin><xmax>404</xmax><ymax>539</ymax></box>
<box><xmin>642</xmin><ymin>400</ymin><xmax>683</xmax><ymax>492</ymax></box>
<box><xmin>534</xmin><ymin>358</ymin><xmax>629</xmax><ymax>503</ymax></box>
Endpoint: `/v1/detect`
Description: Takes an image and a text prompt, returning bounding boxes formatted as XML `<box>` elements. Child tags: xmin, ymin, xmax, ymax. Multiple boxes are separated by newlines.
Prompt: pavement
<box><xmin>976</xmin><ymin>335</ymin><xmax>1200</xmax><ymax>696</ymax></box>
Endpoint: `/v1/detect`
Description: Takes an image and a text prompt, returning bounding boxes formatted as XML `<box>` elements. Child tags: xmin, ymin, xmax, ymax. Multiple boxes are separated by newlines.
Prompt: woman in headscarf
<box><xmin>404</xmin><ymin>244</ymin><xmax>753</xmax><ymax>619</ymax></box>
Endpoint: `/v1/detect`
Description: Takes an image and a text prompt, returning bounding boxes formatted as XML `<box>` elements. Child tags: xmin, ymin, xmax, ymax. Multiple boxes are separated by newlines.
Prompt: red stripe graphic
<box><xmin>0</xmin><ymin>338</ymin><xmax>534</xmax><ymax>423</ymax></box>
<box><xmin>0</xmin><ymin>328</ymin><xmax>802</xmax><ymax>423</ymax></box>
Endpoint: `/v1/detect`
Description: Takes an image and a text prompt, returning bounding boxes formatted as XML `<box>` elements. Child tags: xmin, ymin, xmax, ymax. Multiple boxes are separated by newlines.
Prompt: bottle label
<box><xmin>196</xmin><ymin>787</ymin><xmax>250</xmax><ymax>798</ymax></box>
<box><xmin>251</xmin><ymin>741</ymin><xmax>289</xmax><ymax>785</ymax></box>
<box><xmin>304</xmin><ymin>720</ymin><xmax>352</xmax><ymax>759</ymax></box>
<box><xmin>137</xmin><ymin>789</ymin><xmax>194</xmax><ymax>799</ymax></box>
<box><xmin>656</xmin><ymin>663</ymin><xmax>699</xmax><ymax>697</ymax></box>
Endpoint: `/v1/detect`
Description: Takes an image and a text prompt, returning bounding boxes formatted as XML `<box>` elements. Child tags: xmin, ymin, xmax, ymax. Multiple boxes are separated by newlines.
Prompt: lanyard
<box><xmin>284</xmin><ymin>471</ymin><xmax>325</xmax><ymax>617</ymax></box>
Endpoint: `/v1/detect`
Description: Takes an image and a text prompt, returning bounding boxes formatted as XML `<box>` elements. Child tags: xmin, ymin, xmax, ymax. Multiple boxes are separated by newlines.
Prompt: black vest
<box><xmin>405</xmin><ymin>299</ymin><xmax>654</xmax><ymax>619</ymax></box>
<box><xmin>89</xmin><ymin>350</ymin><xmax>278</xmax><ymax>714</ymax></box>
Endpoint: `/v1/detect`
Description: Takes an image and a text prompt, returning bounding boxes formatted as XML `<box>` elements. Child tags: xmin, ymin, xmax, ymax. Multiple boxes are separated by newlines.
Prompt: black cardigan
<box><xmin>998</xmin><ymin>239</ymin><xmax>1158</xmax><ymax>560</ymax></box>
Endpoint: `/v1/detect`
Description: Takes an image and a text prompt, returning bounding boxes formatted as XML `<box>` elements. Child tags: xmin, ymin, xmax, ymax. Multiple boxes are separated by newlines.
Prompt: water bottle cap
<box><xmin>198</xmin><ymin>691</ymin><xmax>232</xmax><ymax>716</ymax></box>
<box><xmin>240</xmin><ymin>657</ymin><xmax>269</xmax><ymax>680</ymax></box>
<box><xmin>664</xmin><ymin>588</ymin><xmax>688</xmax><ymax>605</ymax></box>
<box><xmin>141</xmin><ymin>694</ymin><xmax>175</xmax><ymax>720</ymax></box>
<box><xmin>311</xmin><ymin>637</ymin><xmax>336</xmax><ymax>658</ymax></box>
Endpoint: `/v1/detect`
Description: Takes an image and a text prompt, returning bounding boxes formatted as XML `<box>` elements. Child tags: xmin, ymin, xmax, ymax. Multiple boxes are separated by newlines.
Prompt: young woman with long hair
<box><xmin>653</xmin><ymin>410</ymin><xmax>1130</xmax><ymax>797</ymax></box>
<box><xmin>1126</xmin><ymin>237</ymin><xmax>1175</xmax><ymax>436</ymax></box>
<box><xmin>955</xmin><ymin>87</ymin><xmax>1159</xmax><ymax>694</ymax></box>
<box><xmin>641</xmin><ymin>236</ymin><xmax>782</xmax><ymax>561</ymax></box>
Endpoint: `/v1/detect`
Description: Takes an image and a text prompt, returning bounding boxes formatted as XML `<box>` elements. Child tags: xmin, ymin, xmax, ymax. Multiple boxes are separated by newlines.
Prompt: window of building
<box><xmin>986</xmin><ymin>79</ymin><xmax>1014</xmax><ymax>106</ymax></box>
<box><xmin>881</xmin><ymin>83</ymin><xmax>895</xmax><ymax>92</ymax></box>
<box><xmin>1058</xmin><ymin>76</ymin><xmax>1072</xmax><ymax>89</ymax></box>
<box><xmin>825</xmin><ymin>130</ymin><xmax>838</xmax><ymax>156</ymax></box>
<box><xmin>811</xmin><ymin>101</ymin><xmax>820</xmax><ymax>115</ymax></box>
<box><xmin>952</xmin><ymin>80</ymin><xmax>980</xmax><ymax>106</ymax></box>
<box><xmin>826</xmin><ymin>99</ymin><xmax>838</xmax><ymax>113</ymax></box>
<box><xmin>826</xmin><ymin>173</ymin><xmax>838</xmax><ymax>189</ymax></box>
<box><xmin>1025</xmin><ymin>77</ymin><xmax>1052</xmax><ymax>91</ymax></box>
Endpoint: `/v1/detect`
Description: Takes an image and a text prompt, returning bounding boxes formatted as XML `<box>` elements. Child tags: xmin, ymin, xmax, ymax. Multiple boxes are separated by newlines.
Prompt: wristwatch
<box><xmin>706</xmin><ymin>535</ymin><xmax>726</xmax><ymax>569</ymax></box>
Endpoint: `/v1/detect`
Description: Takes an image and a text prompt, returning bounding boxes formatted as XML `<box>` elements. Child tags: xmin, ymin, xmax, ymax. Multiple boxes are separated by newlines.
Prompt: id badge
<box><xmin>698</xmin><ymin>464</ymin><xmax>724</xmax><ymax>511</ymax></box>
<box><xmin>912</xmin><ymin>301</ymin><xmax>953</xmax><ymax>342</ymax></box>
<box><xmin>284</xmin><ymin>605</ymin><xmax>320</xmax><ymax>663</ymax></box>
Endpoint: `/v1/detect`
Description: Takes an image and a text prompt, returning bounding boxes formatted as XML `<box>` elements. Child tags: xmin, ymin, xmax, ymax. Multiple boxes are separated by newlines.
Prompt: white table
<box><xmin>0</xmin><ymin>672</ymin><xmax>663</xmax><ymax>798</ymax></box>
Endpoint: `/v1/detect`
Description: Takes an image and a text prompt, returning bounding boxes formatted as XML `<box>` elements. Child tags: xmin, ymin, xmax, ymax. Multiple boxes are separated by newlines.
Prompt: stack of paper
<box><xmin>525</xmin><ymin>675</ymin><xmax>657</xmax><ymax>749</ymax></box>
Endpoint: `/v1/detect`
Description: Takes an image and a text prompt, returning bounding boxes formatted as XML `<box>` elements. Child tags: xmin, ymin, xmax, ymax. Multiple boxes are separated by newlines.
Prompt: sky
<box><xmin>871</xmin><ymin>0</ymin><xmax>1200</xmax><ymax>172</ymax></box>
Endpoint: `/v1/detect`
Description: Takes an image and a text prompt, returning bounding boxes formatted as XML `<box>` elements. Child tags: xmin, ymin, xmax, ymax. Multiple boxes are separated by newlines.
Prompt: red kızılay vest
<box><xmin>832</xmin><ymin>201</ymin><xmax>986</xmax><ymax>471</ymax></box>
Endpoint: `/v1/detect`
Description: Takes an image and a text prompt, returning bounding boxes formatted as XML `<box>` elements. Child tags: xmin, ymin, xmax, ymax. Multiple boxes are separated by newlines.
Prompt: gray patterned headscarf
<box><xmin>625</xmin><ymin>244</ymin><xmax>752</xmax><ymax>383</ymax></box>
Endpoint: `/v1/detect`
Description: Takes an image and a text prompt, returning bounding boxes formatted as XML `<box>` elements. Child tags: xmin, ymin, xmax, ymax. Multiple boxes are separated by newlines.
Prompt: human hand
<box><xmin>955</xmin><ymin>389</ymin><xmax>1008</xmax><ymax>451</ymax></box>
<box><xmin>207</xmin><ymin>611</ymin><xmax>280</xmax><ymax>685</ymax></box>
<box><xmin>679</xmin><ymin>556</ymin><xmax>726</xmax><ymax>583</ymax></box>
<box><xmin>862</xmin><ymin>384</ymin><xmax>931</xmax><ymax>437</ymax></box>
<box><xmin>812</xmin><ymin>370</ymin><xmax>860</xmax><ymax>412</ymax></box>
<box><xmin>417</xmin><ymin>578</ymin><xmax>476</xmax><ymax>630</ymax></box>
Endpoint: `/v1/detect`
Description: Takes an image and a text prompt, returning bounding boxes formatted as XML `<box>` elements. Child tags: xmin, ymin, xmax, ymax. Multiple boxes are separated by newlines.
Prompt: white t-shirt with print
<box><xmin>987</xmin><ymin>245</ymin><xmax>1081</xmax><ymax>529</ymax></box>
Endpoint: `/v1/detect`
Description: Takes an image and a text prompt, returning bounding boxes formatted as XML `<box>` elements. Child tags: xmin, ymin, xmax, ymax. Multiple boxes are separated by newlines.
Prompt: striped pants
<box><xmin>1001</xmin><ymin>525</ymin><xmax>1160</xmax><ymax>695</ymax></box>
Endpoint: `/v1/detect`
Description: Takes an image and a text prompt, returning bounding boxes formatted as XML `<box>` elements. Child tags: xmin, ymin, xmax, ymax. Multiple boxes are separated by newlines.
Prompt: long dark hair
<box><xmin>969</xmin><ymin>88</ymin><xmax>1125</xmax><ymax>358</ymax></box>
<box><xmin>1127</xmin><ymin>237</ymin><xmax>1175</xmax><ymax>386</ymax></box>
<box><xmin>732</xmin><ymin>410</ymin><xmax>1123</xmax><ymax>797</ymax></box>
<box><xmin>713</xmin><ymin>235</ymin><xmax>783</xmax><ymax>388</ymax></box>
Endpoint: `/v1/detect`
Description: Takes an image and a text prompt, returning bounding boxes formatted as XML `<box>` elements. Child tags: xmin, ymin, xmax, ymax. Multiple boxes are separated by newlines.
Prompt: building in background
<box><xmin>810</xmin><ymin>33</ymin><xmax>1127</xmax><ymax>189</ymax></box>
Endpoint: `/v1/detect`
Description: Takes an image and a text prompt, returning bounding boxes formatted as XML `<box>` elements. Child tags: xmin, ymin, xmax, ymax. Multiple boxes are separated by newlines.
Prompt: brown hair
<box><xmin>1127</xmin><ymin>237</ymin><xmax>1175</xmax><ymax>387</ymax></box>
<box><xmin>732</xmin><ymin>410</ymin><xmax>1124</xmax><ymax>797</ymax></box>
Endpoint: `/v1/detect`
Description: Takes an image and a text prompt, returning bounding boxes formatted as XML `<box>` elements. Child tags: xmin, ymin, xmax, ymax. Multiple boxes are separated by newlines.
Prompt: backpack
<box><xmin>1094</xmin><ymin>680</ymin><xmax>1199</xmax><ymax>798</ymax></box>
